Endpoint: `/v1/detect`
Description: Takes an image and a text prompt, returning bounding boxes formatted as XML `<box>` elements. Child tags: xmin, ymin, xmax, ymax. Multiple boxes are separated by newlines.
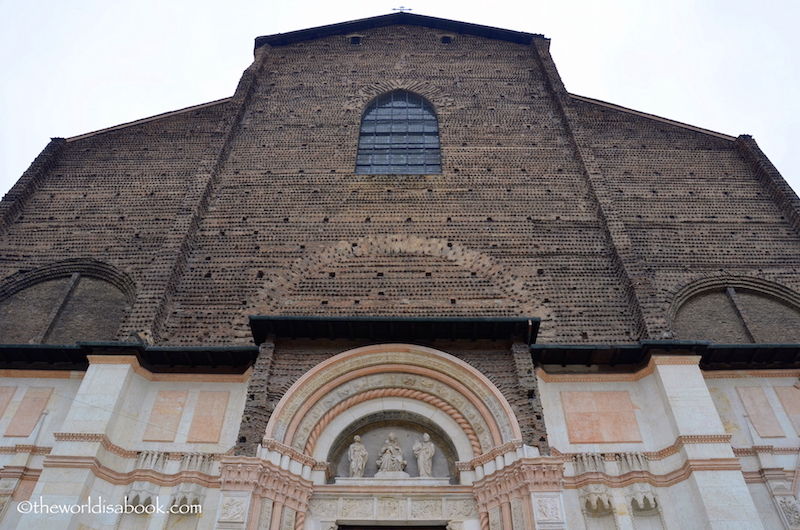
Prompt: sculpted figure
<box><xmin>413</xmin><ymin>433</ymin><xmax>435</xmax><ymax>477</ymax></box>
<box><xmin>348</xmin><ymin>435</ymin><xmax>368</xmax><ymax>477</ymax></box>
<box><xmin>377</xmin><ymin>433</ymin><xmax>406</xmax><ymax>472</ymax></box>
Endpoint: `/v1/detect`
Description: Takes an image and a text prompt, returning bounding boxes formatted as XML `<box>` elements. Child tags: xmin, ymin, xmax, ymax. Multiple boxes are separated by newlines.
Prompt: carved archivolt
<box><xmin>264</xmin><ymin>344</ymin><xmax>522</xmax><ymax>462</ymax></box>
<box><xmin>303</xmin><ymin>387</ymin><xmax>483</xmax><ymax>456</ymax></box>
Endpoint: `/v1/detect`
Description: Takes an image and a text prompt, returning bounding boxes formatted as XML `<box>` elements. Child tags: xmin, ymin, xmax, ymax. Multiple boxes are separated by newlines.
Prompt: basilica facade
<box><xmin>0</xmin><ymin>12</ymin><xmax>799</xmax><ymax>530</ymax></box>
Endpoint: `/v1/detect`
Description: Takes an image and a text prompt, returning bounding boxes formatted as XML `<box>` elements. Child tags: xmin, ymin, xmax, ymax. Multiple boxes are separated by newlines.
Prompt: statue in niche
<box><xmin>347</xmin><ymin>435</ymin><xmax>368</xmax><ymax>477</ymax></box>
<box><xmin>413</xmin><ymin>433</ymin><xmax>435</xmax><ymax>477</ymax></box>
<box><xmin>376</xmin><ymin>433</ymin><xmax>406</xmax><ymax>472</ymax></box>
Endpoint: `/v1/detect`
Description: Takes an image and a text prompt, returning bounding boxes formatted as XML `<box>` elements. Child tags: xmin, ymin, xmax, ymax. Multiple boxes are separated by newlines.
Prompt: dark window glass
<box><xmin>356</xmin><ymin>90</ymin><xmax>441</xmax><ymax>174</ymax></box>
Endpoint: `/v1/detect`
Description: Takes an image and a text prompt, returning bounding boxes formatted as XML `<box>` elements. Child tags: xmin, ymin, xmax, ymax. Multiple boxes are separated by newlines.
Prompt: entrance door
<box><xmin>338</xmin><ymin>527</ymin><xmax>447</xmax><ymax>530</ymax></box>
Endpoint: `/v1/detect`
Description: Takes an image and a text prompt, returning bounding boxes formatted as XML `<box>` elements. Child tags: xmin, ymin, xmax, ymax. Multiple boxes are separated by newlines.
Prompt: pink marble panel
<box><xmin>5</xmin><ymin>387</ymin><xmax>52</xmax><ymax>437</ymax></box>
<box><xmin>187</xmin><ymin>391</ymin><xmax>229</xmax><ymax>443</ymax></box>
<box><xmin>0</xmin><ymin>387</ymin><xmax>17</xmax><ymax>418</ymax></box>
<box><xmin>562</xmin><ymin>391</ymin><xmax>642</xmax><ymax>443</ymax></box>
<box><xmin>143</xmin><ymin>390</ymin><xmax>188</xmax><ymax>442</ymax></box>
<box><xmin>737</xmin><ymin>387</ymin><xmax>785</xmax><ymax>438</ymax></box>
<box><xmin>774</xmin><ymin>386</ymin><xmax>800</xmax><ymax>435</ymax></box>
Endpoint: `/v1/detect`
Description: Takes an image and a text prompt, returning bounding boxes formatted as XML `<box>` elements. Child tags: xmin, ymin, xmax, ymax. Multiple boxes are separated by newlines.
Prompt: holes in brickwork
<box><xmin>329</xmin><ymin>272</ymin><xmax>336</xmax><ymax>278</ymax></box>
<box><xmin>441</xmin><ymin>36</ymin><xmax>452</xmax><ymax>44</ymax></box>
<box><xmin>350</xmin><ymin>36</ymin><xmax>362</xmax><ymax>45</ymax></box>
<box><xmin>364</xmin><ymin>217</ymin><xmax>371</xmax><ymax>223</ymax></box>
<box><xmin>256</xmin><ymin>271</ymin><xmax>264</xmax><ymax>279</ymax></box>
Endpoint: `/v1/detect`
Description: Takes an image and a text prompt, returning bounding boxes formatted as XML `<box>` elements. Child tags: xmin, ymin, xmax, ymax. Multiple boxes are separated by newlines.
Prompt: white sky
<box><xmin>1</xmin><ymin>0</ymin><xmax>797</xmax><ymax>197</ymax></box>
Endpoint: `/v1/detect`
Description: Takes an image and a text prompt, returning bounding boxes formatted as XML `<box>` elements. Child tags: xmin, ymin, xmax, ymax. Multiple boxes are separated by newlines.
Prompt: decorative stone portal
<box><xmin>217</xmin><ymin>344</ymin><xmax>565</xmax><ymax>530</ymax></box>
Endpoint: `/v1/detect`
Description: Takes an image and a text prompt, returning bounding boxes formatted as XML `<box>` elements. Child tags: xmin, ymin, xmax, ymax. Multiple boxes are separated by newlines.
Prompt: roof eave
<box><xmin>255</xmin><ymin>12</ymin><xmax>543</xmax><ymax>49</ymax></box>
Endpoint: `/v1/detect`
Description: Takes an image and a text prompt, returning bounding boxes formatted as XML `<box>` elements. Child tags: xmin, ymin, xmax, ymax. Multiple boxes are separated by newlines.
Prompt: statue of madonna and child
<box><xmin>346</xmin><ymin>432</ymin><xmax>435</xmax><ymax>479</ymax></box>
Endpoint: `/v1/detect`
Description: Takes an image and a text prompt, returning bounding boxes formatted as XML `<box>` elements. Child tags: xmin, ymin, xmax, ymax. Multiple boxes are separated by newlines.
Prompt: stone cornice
<box><xmin>43</xmin><ymin>455</ymin><xmax>220</xmax><ymax>488</ymax></box>
<box><xmin>0</xmin><ymin>466</ymin><xmax>41</xmax><ymax>496</ymax></box>
<box><xmin>551</xmin><ymin>434</ymin><xmax>732</xmax><ymax>462</ymax></box>
<box><xmin>468</xmin><ymin>440</ymin><xmax>522</xmax><ymax>468</ymax></box>
<box><xmin>0</xmin><ymin>444</ymin><xmax>52</xmax><ymax>455</ymax></box>
<box><xmin>733</xmin><ymin>445</ymin><xmax>800</xmax><ymax>457</ymax></box>
<box><xmin>53</xmin><ymin>432</ymin><xmax>139</xmax><ymax>459</ymax></box>
<box><xmin>563</xmin><ymin>458</ymin><xmax>742</xmax><ymax>489</ymax></box>
<box><xmin>262</xmin><ymin>438</ymin><xmax>318</xmax><ymax>467</ymax></box>
<box><xmin>704</xmin><ymin>369</ymin><xmax>800</xmax><ymax>379</ymax></box>
<box><xmin>52</xmin><ymin>432</ymin><xmax>226</xmax><ymax>462</ymax></box>
<box><xmin>0</xmin><ymin>369</ymin><xmax>83</xmax><ymax>379</ymax></box>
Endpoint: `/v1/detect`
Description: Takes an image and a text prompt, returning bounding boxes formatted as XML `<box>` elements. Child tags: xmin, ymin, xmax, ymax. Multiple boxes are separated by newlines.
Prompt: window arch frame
<box><xmin>355</xmin><ymin>90</ymin><xmax>442</xmax><ymax>175</ymax></box>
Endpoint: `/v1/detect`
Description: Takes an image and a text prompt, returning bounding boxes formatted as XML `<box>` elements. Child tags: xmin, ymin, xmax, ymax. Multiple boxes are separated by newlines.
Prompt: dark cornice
<box><xmin>532</xmin><ymin>341</ymin><xmax>800</xmax><ymax>371</ymax></box>
<box><xmin>255</xmin><ymin>13</ymin><xmax>543</xmax><ymax>49</ymax></box>
<box><xmin>0</xmin><ymin>342</ymin><xmax>258</xmax><ymax>374</ymax></box>
<box><xmin>249</xmin><ymin>315</ymin><xmax>539</xmax><ymax>345</ymax></box>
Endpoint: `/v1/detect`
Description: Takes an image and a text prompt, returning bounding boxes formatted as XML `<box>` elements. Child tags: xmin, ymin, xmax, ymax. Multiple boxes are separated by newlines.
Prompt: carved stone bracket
<box><xmin>219</xmin><ymin>456</ymin><xmax>313</xmax><ymax>513</ymax></box>
<box><xmin>473</xmin><ymin>457</ymin><xmax>564</xmax><ymax>529</ymax></box>
<box><xmin>580</xmin><ymin>484</ymin><xmax>613</xmax><ymax>517</ymax></box>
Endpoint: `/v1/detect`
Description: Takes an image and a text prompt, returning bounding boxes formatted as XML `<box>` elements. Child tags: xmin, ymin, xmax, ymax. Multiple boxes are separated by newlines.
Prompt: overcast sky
<box><xmin>1</xmin><ymin>0</ymin><xmax>797</xmax><ymax>197</ymax></box>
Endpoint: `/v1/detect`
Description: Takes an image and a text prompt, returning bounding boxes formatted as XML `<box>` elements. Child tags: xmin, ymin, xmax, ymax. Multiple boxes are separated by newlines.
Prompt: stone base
<box><xmin>335</xmin><ymin>476</ymin><xmax>451</xmax><ymax>486</ymax></box>
<box><xmin>374</xmin><ymin>470</ymin><xmax>409</xmax><ymax>479</ymax></box>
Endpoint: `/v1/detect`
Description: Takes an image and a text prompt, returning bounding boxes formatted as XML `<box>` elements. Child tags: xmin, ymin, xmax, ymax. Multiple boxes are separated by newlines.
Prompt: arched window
<box><xmin>356</xmin><ymin>90</ymin><xmax>441</xmax><ymax>174</ymax></box>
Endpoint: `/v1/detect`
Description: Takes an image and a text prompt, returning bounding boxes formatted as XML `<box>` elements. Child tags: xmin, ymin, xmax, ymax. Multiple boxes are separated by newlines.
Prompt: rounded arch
<box><xmin>355</xmin><ymin>89</ymin><xmax>441</xmax><ymax>174</ymax></box>
<box><xmin>0</xmin><ymin>260</ymin><xmax>136</xmax><ymax>344</ymax></box>
<box><xmin>0</xmin><ymin>259</ymin><xmax>136</xmax><ymax>303</ymax></box>
<box><xmin>669</xmin><ymin>276</ymin><xmax>800</xmax><ymax>343</ymax></box>
<box><xmin>263</xmin><ymin>344</ymin><xmax>523</xmax><ymax>462</ymax></box>
<box><xmin>253</xmin><ymin>234</ymin><xmax>551</xmax><ymax>322</ymax></box>
<box><xmin>345</xmin><ymin>79</ymin><xmax>454</xmax><ymax>112</ymax></box>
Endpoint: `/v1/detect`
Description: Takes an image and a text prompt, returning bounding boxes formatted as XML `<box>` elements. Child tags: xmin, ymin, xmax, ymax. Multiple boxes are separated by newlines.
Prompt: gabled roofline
<box><xmin>569</xmin><ymin>93</ymin><xmax>736</xmax><ymax>141</ymax></box>
<box><xmin>66</xmin><ymin>97</ymin><xmax>232</xmax><ymax>143</ymax></box>
<box><xmin>255</xmin><ymin>12</ymin><xmax>544</xmax><ymax>49</ymax></box>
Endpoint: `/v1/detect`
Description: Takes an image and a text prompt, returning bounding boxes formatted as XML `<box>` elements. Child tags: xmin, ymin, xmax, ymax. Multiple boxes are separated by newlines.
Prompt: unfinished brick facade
<box><xmin>2</xmin><ymin>13</ymin><xmax>800</xmax><ymax>530</ymax></box>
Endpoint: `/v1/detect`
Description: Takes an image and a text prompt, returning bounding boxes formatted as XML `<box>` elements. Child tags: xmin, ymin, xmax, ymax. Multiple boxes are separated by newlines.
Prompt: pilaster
<box><xmin>15</xmin><ymin>354</ymin><xmax>138</xmax><ymax>530</ymax></box>
<box><xmin>652</xmin><ymin>354</ymin><xmax>765</xmax><ymax>529</ymax></box>
<box><xmin>530</xmin><ymin>38</ymin><xmax>658</xmax><ymax>339</ymax></box>
<box><xmin>120</xmin><ymin>45</ymin><xmax>273</xmax><ymax>342</ymax></box>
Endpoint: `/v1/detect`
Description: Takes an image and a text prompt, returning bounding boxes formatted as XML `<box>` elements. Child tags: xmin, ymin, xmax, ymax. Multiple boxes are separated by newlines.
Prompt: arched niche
<box><xmin>671</xmin><ymin>278</ymin><xmax>800</xmax><ymax>343</ymax></box>
<box><xmin>327</xmin><ymin>410</ymin><xmax>458</xmax><ymax>482</ymax></box>
<box><xmin>0</xmin><ymin>261</ymin><xmax>134</xmax><ymax>344</ymax></box>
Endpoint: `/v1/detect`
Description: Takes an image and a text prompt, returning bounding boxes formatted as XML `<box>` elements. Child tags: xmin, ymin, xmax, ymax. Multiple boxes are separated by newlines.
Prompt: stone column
<box><xmin>651</xmin><ymin>354</ymin><xmax>765</xmax><ymax>529</ymax></box>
